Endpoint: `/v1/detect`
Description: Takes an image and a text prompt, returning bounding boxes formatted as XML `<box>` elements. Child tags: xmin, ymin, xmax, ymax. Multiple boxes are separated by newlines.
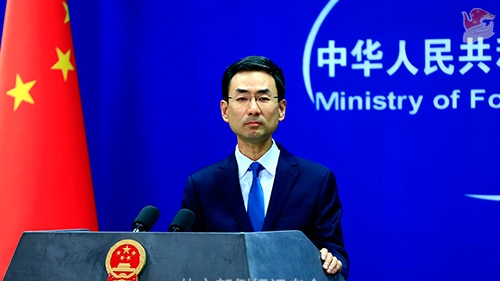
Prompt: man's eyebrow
<box><xmin>234</xmin><ymin>88</ymin><xmax>271</xmax><ymax>93</ymax></box>
<box><xmin>235</xmin><ymin>88</ymin><xmax>249</xmax><ymax>93</ymax></box>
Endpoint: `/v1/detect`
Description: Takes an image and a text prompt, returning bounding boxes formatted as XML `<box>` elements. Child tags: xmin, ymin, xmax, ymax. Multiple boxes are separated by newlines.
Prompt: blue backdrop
<box><xmin>1</xmin><ymin>1</ymin><xmax>499</xmax><ymax>280</ymax></box>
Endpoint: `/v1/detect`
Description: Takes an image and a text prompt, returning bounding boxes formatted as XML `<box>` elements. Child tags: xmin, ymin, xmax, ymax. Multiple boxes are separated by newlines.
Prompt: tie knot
<box><xmin>250</xmin><ymin>162</ymin><xmax>264</xmax><ymax>177</ymax></box>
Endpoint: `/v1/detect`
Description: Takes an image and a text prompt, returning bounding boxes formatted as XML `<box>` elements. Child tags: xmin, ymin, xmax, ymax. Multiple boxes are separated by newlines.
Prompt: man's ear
<box><xmin>278</xmin><ymin>99</ymin><xmax>286</xmax><ymax>121</ymax></box>
<box><xmin>221</xmin><ymin>100</ymin><xmax>229</xmax><ymax>123</ymax></box>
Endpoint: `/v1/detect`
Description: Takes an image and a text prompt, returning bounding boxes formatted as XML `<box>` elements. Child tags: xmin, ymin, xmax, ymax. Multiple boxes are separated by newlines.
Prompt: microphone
<box><xmin>132</xmin><ymin>205</ymin><xmax>160</xmax><ymax>232</ymax></box>
<box><xmin>169</xmin><ymin>209</ymin><xmax>195</xmax><ymax>232</ymax></box>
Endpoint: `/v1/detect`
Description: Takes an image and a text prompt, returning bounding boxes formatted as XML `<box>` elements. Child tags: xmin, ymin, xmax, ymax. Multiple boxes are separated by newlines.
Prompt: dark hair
<box><xmin>221</xmin><ymin>56</ymin><xmax>285</xmax><ymax>101</ymax></box>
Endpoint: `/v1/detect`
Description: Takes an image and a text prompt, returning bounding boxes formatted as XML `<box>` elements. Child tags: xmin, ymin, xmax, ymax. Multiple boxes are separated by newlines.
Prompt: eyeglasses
<box><xmin>227</xmin><ymin>93</ymin><xmax>279</xmax><ymax>106</ymax></box>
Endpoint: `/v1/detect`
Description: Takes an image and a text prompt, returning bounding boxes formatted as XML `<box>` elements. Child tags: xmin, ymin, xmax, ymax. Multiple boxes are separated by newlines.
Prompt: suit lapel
<box><xmin>216</xmin><ymin>153</ymin><xmax>253</xmax><ymax>232</ymax></box>
<box><xmin>263</xmin><ymin>146</ymin><xmax>299</xmax><ymax>231</ymax></box>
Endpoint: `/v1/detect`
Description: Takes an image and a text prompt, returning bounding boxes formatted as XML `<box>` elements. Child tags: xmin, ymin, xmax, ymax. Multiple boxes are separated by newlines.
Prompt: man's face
<box><xmin>220</xmin><ymin>71</ymin><xmax>286</xmax><ymax>145</ymax></box>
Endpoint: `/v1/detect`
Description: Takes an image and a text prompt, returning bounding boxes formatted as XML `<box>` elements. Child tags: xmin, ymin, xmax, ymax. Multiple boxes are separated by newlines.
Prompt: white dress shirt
<box><xmin>235</xmin><ymin>140</ymin><xmax>280</xmax><ymax>215</ymax></box>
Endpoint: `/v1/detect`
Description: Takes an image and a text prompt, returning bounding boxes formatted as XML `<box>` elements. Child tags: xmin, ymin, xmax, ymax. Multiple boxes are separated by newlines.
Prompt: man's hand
<box><xmin>320</xmin><ymin>248</ymin><xmax>342</xmax><ymax>275</ymax></box>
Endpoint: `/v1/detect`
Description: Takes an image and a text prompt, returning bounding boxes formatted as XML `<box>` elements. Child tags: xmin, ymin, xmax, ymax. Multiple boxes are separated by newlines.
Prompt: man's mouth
<box><xmin>245</xmin><ymin>120</ymin><xmax>261</xmax><ymax>126</ymax></box>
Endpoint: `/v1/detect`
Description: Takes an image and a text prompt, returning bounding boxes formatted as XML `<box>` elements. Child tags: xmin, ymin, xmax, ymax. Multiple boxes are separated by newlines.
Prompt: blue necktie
<box><xmin>248</xmin><ymin>162</ymin><xmax>265</xmax><ymax>231</ymax></box>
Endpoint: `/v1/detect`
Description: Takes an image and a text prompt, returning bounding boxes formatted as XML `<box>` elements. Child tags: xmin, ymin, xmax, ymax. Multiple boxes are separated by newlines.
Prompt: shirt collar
<box><xmin>235</xmin><ymin>140</ymin><xmax>280</xmax><ymax>179</ymax></box>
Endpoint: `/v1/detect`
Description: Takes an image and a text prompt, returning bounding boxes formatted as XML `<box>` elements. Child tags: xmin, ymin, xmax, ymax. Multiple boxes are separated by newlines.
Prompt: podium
<box><xmin>5</xmin><ymin>230</ymin><xmax>344</xmax><ymax>281</ymax></box>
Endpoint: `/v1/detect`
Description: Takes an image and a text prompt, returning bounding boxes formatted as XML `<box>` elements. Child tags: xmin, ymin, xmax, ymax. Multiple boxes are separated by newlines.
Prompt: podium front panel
<box><xmin>5</xmin><ymin>231</ymin><xmax>343</xmax><ymax>281</ymax></box>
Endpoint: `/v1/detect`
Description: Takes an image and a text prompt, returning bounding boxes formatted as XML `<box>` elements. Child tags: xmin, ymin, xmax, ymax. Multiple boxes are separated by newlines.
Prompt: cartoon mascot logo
<box><xmin>462</xmin><ymin>8</ymin><xmax>495</xmax><ymax>43</ymax></box>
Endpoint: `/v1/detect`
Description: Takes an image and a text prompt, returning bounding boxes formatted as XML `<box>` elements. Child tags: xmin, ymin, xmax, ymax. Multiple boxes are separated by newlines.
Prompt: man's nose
<box><xmin>247</xmin><ymin>97</ymin><xmax>261</xmax><ymax>113</ymax></box>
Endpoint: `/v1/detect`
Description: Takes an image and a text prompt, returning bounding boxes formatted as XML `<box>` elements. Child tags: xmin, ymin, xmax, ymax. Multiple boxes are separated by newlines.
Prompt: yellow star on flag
<box><xmin>51</xmin><ymin>47</ymin><xmax>74</xmax><ymax>81</ymax></box>
<box><xmin>6</xmin><ymin>74</ymin><xmax>37</xmax><ymax>111</ymax></box>
<box><xmin>63</xmin><ymin>2</ymin><xmax>70</xmax><ymax>24</ymax></box>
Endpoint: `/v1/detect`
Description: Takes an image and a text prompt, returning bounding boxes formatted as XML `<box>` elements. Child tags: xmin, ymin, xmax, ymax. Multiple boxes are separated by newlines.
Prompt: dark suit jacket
<box><xmin>182</xmin><ymin>145</ymin><xmax>349</xmax><ymax>279</ymax></box>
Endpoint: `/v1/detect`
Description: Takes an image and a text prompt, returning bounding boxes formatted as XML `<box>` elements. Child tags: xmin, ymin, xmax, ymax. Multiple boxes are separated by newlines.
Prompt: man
<box><xmin>182</xmin><ymin>56</ymin><xmax>348</xmax><ymax>279</ymax></box>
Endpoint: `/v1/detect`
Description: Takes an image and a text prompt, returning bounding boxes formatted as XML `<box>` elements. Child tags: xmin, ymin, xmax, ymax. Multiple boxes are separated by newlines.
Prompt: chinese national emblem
<box><xmin>105</xmin><ymin>239</ymin><xmax>146</xmax><ymax>281</ymax></box>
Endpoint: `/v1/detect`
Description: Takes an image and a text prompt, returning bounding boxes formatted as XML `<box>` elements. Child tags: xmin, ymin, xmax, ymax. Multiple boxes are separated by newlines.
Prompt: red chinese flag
<box><xmin>0</xmin><ymin>0</ymin><xmax>99</xmax><ymax>277</ymax></box>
